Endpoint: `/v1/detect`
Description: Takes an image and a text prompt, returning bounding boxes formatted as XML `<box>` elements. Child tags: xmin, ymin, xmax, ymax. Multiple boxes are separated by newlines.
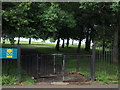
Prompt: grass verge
<box><xmin>2</xmin><ymin>60</ymin><xmax>36</xmax><ymax>85</ymax></box>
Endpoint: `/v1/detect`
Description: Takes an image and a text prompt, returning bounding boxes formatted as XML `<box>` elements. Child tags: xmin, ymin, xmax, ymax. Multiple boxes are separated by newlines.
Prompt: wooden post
<box><xmin>17</xmin><ymin>44</ymin><xmax>21</xmax><ymax>82</ymax></box>
<box><xmin>91</xmin><ymin>44</ymin><xmax>96</xmax><ymax>81</ymax></box>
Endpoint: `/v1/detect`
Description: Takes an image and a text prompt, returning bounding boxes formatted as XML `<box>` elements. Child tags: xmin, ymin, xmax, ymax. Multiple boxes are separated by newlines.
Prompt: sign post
<box><xmin>17</xmin><ymin>44</ymin><xmax>21</xmax><ymax>82</ymax></box>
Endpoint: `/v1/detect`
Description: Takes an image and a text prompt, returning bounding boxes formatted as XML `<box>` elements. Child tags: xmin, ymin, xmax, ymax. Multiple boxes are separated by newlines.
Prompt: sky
<box><xmin>1</xmin><ymin>37</ymin><xmax>93</xmax><ymax>45</ymax></box>
<box><xmin>14</xmin><ymin>37</ymin><xmax>89</xmax><ymax>45</ymax></box>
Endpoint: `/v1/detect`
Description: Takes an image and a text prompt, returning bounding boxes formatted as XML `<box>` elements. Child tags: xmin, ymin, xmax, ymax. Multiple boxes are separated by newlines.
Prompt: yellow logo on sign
<box><xmin>7</xmin><ymin>49</ymin><xmax>13</xmax><ymax>57</ymax></box>
<box><xmin>7</xmin><ymin>49</ymin><xmax>13</xmax><ymax>53</ymax></box>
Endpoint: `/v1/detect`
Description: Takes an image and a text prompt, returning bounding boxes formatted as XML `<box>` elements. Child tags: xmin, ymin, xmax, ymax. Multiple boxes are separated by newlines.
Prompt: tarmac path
<box><xmin>2</xmin><ymin>84</ymin><xmax>119</xmax><ymax>88</ymax></box>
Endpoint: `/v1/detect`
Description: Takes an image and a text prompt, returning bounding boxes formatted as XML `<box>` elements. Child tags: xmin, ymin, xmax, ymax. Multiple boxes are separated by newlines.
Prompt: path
<box><xmin>20</xmin><ymin>46</ymin><xmax>39</xmax><ymax>55</ymax></box>
<box><xmin>2</xmin><ymin>84</ymin><xmax>119</xmax><ymax>88</ymax></box>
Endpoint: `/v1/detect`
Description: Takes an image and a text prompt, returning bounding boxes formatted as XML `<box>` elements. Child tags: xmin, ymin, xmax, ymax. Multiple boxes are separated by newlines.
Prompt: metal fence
<box><xmin>2</xmin><ymin>44</ymin><xmax>118</xmax><ymax>83</ymax></box>
<box><xmin>2</xmin><ymin>59</ymin><xmax>18</xmax><ymax>76</ymax></box>
<box><xmin>20</xmin><ymin>53</ymin><xmax>94</xmax><ymax>82</ymax></box>
<box><xmin>95</xmin><ymin>45</ymin><xmax>118</xmax><ymax>79</ymax></box>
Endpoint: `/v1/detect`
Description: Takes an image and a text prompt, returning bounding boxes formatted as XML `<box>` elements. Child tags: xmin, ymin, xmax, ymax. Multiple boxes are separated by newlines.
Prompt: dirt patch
<box><xmin>36</xmin><ymin>72</ymin><xmax>91</xmax><ymax>85</ymax></box>
<box><xmin>51</xmin><ymin>82</ymin><xmax>69</xmax><ymax>85</ymax></box>
<box><xmin>64</xmin><ymin>72</ymin><xmax>86</xmax><ymax>82</ymax></box>
<box><xmin>63</xmin><ymin>72</ymin><xmax>91</xmax><ymax>85</ymax></box>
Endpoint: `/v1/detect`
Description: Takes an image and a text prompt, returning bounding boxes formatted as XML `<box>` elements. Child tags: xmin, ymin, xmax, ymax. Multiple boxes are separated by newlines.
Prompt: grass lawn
<box><xmin>1</xmin><ymin>40</ymin><xmax>45</xmax><ymax>45</ymax></box>
<box><xmin>62</xmin><ymin>56</ymin><xmax>118</xmax><ymax>84</ymax></box>
<box><xmin>1</xmin><ymin>40</ymin><xmax>88</xmax><ymax>54</ymax></box>
<box><xmin>1</xmin><ymin>40</ymin><xmax>56</xmax><ymax>47</ymax></box>
<box><xmin>36</xmin><ymin>46</ymin><xmax>90</xmax><ymax>54</ymax></box>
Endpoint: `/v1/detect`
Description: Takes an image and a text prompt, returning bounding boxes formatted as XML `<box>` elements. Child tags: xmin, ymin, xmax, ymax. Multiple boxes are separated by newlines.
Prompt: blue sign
<box><xmin>0</xmin><ymin>48</ymin><xmax>18</xmax><ymax>59</ymax></box>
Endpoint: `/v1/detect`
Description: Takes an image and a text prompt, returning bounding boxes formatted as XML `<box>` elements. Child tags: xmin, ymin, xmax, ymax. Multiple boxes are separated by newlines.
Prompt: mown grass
<box><xmin>1</xmin><ymin>40</ymin><xmax>44</xmax><ymax>45</ymax></box>
<box><xmin>0</xmin><ymin>40</ymin><xmax>53</xmax><ymax>45</ymax></box>
<box><xmin>36</xmin><ymin>45</ymin><xmax>89</xmax><ymax>54</ymax></box>
<box><xmin>1</xmin><ymin>40</ymin><xmax>56</xmax><ymax>47</ymax></box>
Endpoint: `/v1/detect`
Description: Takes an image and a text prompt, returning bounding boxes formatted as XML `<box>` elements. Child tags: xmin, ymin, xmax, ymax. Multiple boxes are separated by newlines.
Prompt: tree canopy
<box><xmin>2</xmin><ymin>2</ymin><xmax>119</xmax><ymax>52</ymax></box>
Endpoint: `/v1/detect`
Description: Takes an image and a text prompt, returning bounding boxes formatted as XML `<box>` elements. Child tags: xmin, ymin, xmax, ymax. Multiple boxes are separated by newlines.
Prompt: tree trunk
<box><xmin>0</xmin><ymin>37</ymin><xmax>1</xmax><ymax>43</ymax></box>
<box><xmin>9</xmin><ymin>37</ymin><xmax>15</xmax><ymax>45</ymax></box>
<box><xmin>78</xmin><ymin>38</ymin><xmax>82</xmax><ymax>49</ymax></box>
<box><xmin>3</xmin><ymin>38</ymin><xmax>5</xmax><ymax>44</ymax></box>
<box><xmin>62</xmin><ymin>39</ymin><xmax>64</xmax><ymax>48</ymax></box>
<box><xmin>29</xmin><ymin>38</ymin><xmax>31</xmax><ymax>44</ymax></box>
<box><xmin>18</xmin><ymin>37</ymin><xmax>20</xmax><ymax>45</ymax></box>
<box><xmin>102</xmin><ymin>39</ymin><xmax>105</xmax><ymax>55</ymax></box>
<box><xmin>112</xmin><ymin>25</ymin><xmax>118</xmax><ymax>63</ymax></box>
<box><xmin>72</xmin><ymin>39</ymin><xmax>74</xmax><ymax>45</ymax></box>
<box><xmin>118</xmin><ymin>25</ymin><xmax>120</xmax><ymax>57</ymax></box>
<box><xmin>55</xmin><ymin>37</ymin><xmax>60</xmax><ymax>51</ymax></box>
<box><xmin>85</xmin><ymin>33</ymin><xmax>91</xmax><ymax>51</ymax></box>
<box><xmin>102</xmin><ymin>25</ymin><xmax>106</xmax><ymax>55</ymax></box>
<box><xmin>77</xmin><ymin>38</ymin><xmax>82</xmax><ymax>53</ymax></box>
<box><xmin>66</xmin><ymin>38</ymin><xmax>69</xmax><ymax>48</ymax></box>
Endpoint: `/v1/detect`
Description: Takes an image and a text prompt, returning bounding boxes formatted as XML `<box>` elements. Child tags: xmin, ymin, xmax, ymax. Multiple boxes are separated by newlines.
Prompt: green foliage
<box><xmin>21</xmin><ymin>76</ymin><xmax>36</xmax><ymax>85</ymax></box>
<box><xmin>41</xmin><ymin>3</ymin><xmax>76</xmax><ymax>39</ymax></box>
<box><xmin>95</xmin><ymin>64</ymin><xmax>118</xmax><ymax>84</ymax></box>
<box><xmin>65</xmin><ymin>57</ymin><xmax>118</xmax><ymax>84</ymax></box>
<box><xmin>0</xmin><ymin>76</ymin><xmax>2</xmax><ymax>85</ymax></box>
<box><xmin>2</xmin><ymin>2</ymin><xmax>32</xmax><ymax>38</ymax></box>
<box><xmin>50</xmin><ymin>38</ymin><xmax>56</xmax><ymax>43</ymax></box>
<box><xmin>2</xmin><ymin>2</ymin><xmax>119</xmax><ymax>48</ymax></box>
<box><xmin>2</xmin><ymin>75</ymin><xmax>18</xmax><ymax>85</ymax></box>
<box><xmin>2</xmin><ymin>60</ymin><xmax>36</xmax><ymax>85</ymax></box>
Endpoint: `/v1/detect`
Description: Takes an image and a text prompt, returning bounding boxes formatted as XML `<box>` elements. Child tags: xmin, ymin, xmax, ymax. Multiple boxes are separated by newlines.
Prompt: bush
<box><xmin>2</xmin><ymin>75</ymin><xmax>18</xmax><ymax>85</ymax></box>
<box><xmin>2</xmin><ymin>61</ymin><xmax>36</xmax><ymax>85</ymax></box>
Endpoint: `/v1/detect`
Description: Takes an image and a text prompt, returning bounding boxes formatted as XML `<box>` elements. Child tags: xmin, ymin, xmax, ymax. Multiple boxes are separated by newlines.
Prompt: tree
<box><xmin>41</xmin><ymin>3</ymin><xmax>76</xmax><ymax>51</ymax></box>
<box><xmin>110</xmin><ymin>2</ymin><xmax>120</xmax><ymax>63</ymax></box>
<box><xmin>2</xmin><ymin>2</ymin><xmax>31</xmax><ymax>45</ymax></box>
<box><xmin>59</xmin><ymin>3</ymin><xmax>85</xmax><ymax>51</ymax></box>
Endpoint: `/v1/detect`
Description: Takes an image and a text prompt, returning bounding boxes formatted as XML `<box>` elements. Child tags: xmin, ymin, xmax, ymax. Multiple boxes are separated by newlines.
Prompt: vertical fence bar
<box><xmin>36</xmin><ymin>54</ymin><xmax>39</xmax><ymax>78</ymax></box>
<box><xmin>76</xmin><ymin>55</ymin><xmax>79</xmax><ymax>72</ymax></box>
<box><xmin>62</xmin><ymin>55</ymin><xmax>65</xmax><ymax>81</ymax></box>
<box><xmin>111</xmin><ymin>47</ymin><xmax>113</xmax><ymax>64</ymax></box>
<box><xmin>109</xmin><ymin>47</ymin><xmax>112</xmax><ymax>64</ymax></box>
<box><xmin>53</xmin><ymin>55</ymin><xmax>56</xmax><ymax>74</ymax></box>
<box><xmin>105</xmin><ymin>47</ymin><xmax>107</xmax><ymax>74</ymax></box>
<box><xmin>17</xmin><ymin>44</ymin><xmax>21</xmax><ymax>82</ymax></box>
<box><xmin>40</xmin><ymin>54</ymin><xmax>42</xmax><ymax>76</ymax></box>
<box><xmin>91</xmin><ymin>44</ymin><xmax>96</xmax><ymax>81</ymax></box>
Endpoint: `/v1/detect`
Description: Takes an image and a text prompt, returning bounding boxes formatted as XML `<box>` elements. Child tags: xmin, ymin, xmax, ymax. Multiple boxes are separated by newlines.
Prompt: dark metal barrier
<box><xmin>2</xmin><ymin>44</ymin><xmax>118</xmax><ymax>83</ymax></box>
<box><xmin>21</xmin><ymin>53</ymin><xmax>94</xmax><ymax>82</ymax></box>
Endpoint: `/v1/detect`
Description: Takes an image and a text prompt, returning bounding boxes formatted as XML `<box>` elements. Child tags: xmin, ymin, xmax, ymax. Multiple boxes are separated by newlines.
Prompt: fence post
<box><xmin>53</xmin><ymin>55</ymin><xmax>56</xmax><ymax>74</ymax></box>
<box><xmin>91</xmin><ymin>44</ymin><xmax>96</xmax><ymax>81</ymax></box>
<box><xmin>62</xmin><ymin>55</ymin><xmax>65</xmax><ymax>81</ymax></box>
<box><xmin>36</xmin><ymin>54</ymin><xmax>39</xmax><ymax>78</ymax></box>
<box><xmin>17</xmin><ymin>44</ymin><xmax>21</xmax><ymax>82</ymax></box>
